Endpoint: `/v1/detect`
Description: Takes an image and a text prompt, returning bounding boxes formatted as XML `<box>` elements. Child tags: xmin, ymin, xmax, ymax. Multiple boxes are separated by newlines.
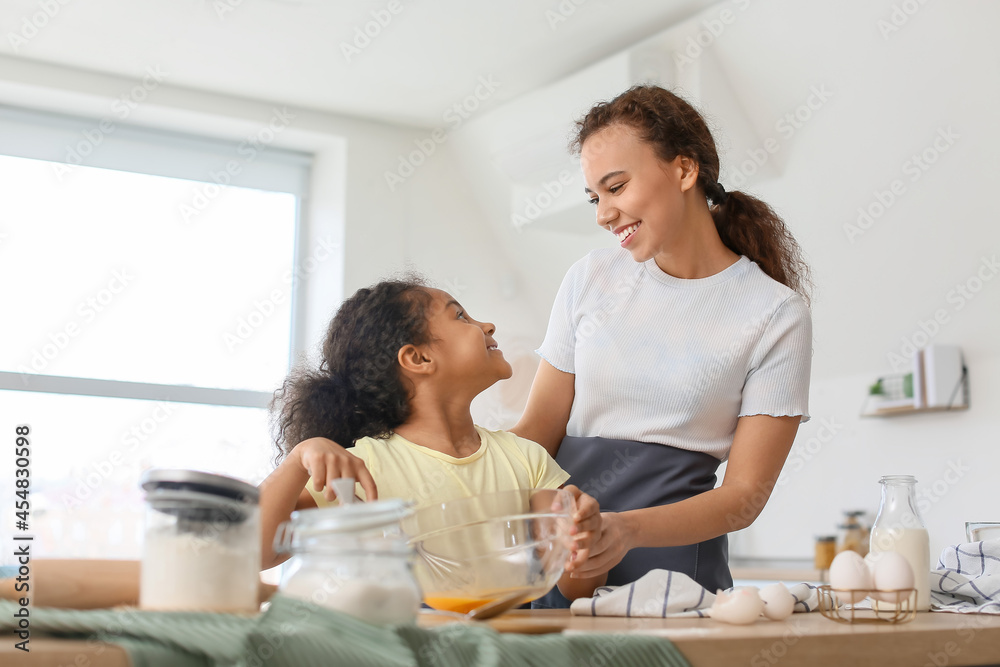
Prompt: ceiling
<box><xmin>0</xmin><ymin>0</ymin><xmax>718</xmax><ymax>128</ymax></box>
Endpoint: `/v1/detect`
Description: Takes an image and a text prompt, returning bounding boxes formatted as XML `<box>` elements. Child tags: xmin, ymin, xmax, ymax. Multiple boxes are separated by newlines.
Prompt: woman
<box><xmin>512</xmin><ymin>85</ymin><xmax>812</xmax><ymax>607</ymax></box>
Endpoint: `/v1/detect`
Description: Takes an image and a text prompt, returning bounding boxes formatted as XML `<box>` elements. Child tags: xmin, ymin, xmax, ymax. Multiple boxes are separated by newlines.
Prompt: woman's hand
<box><xmin>291</xmin><ymin>437</ymin><xmax>378</xmax><ymax>502</ymax></box>
<box><xmin>569</xmin><ymin>511</ymin><xmax>633</xmax><ymax>578</ymax></box>
<box><xmin>559</xmin><ymin>485</ymin><xmax>601</xmax><ymax>574</ymax></box>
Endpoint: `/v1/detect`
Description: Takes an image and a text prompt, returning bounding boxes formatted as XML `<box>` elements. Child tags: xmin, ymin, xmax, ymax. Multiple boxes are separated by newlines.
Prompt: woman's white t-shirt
<box><xmin>537</xmin><ymin>249</ymin><xmax>812</xmax><ymax>461</ymax></box>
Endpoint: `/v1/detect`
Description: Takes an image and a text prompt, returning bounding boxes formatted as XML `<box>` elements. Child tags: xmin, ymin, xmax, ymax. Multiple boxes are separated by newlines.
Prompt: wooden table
<box><xmin>476</xmin><ymin>610</ymin><xmax>1000</xmax><ymax>666</ymax></box>
<box><xmin>4</xmin><ymin>609</ymin><xmax>1000</xmax><ymax>667</ymax></box>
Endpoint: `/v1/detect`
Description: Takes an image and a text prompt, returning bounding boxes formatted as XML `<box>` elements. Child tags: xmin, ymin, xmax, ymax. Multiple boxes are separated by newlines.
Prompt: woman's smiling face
<box><xmin>581</xmin><ymin>124</ymin><xmax>696</xmax><ymax>262</ymax></box>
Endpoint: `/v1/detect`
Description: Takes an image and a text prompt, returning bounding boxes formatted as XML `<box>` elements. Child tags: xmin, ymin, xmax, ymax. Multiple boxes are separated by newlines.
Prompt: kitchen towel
<box><xmin>931</xmin><ymin>538</ymin><xmax>1000</xmax><ymax>614</ymax></box>
<box><xmin>569</xmin><ymin>569</ymin><xmax>820</xmax><ymax>618</ymax></box>
<box><xmin>0</xmin><ymin>593</ymin><xmax>691</xmax><ymax>667</ymax></box>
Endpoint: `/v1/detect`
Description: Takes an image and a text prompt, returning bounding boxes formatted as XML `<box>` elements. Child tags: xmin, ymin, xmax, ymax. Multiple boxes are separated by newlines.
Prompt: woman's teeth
<box><xmin>617</xmin><ymin>223</ymin><xmax>639</xmax><ymax>242</ymax></box>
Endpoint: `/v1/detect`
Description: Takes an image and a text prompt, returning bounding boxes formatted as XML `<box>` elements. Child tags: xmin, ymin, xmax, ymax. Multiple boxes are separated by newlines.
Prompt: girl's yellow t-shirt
<box><xmin>306</xmin><ymin>425</ymin><xmax>569</xmax><ymax>507</ymax></box>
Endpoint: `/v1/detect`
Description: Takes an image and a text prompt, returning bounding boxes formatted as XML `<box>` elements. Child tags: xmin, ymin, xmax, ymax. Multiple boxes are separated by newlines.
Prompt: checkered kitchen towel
<box><xmin>932</xmin><ymin>539</ymin><xmax>1000</xmax><ymax>613</ymax></box>
<box><xmin>569</xmin><ymin>569</ymin><xmax>820</xmax><ymax>618</ymax></box>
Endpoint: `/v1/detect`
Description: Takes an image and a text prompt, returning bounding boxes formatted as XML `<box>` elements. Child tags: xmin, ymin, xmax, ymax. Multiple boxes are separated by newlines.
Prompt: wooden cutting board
<box><xmin>417</xmin><ymin>609</ymin><xmax>565</xmax><ymax>634</ymax></box>
<box><xmin>0</xmin><ymin>559</ymin><xmax>277</xmax><ymax>610</ymax></box>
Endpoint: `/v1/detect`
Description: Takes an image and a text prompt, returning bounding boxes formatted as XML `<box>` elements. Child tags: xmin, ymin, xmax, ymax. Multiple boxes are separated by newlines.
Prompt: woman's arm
<box><xmin>572</xmin><ymin>414</ymin><xmax>801</xmax><ymax>577</ymax></box>
<box><xmin>511</xmin><ymin>360</ymin><xmax>575</xmax><ymax>457</ymax></box>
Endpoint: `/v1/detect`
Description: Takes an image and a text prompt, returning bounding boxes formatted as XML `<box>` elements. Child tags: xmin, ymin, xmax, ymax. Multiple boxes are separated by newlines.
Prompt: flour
<box><xmin>140</xmin><ymin>529</ymin><xmax>259</xmax><ymax>612</ymax></box>
<box><xmin>281</xmin><ymin>570</ymin><xmax>420</xmax><ymax>625</ymax></box>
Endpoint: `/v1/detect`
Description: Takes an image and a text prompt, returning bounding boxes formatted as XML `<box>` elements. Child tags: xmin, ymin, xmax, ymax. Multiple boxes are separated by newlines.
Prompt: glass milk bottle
<box><xmin>869</xmin><ymin>475</ymin><xmax>930</xmax><ymax>611</ymax></box>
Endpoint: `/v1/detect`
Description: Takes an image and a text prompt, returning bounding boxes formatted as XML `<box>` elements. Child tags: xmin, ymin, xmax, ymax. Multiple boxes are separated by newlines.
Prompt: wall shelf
<box><xmin>860</xmin><ymin>403</ymin><xmax>969</xmax><ymax>418</ymax></box>
<box><xmin>860</xmin><ymin>349</ymin><xmax>969</xmax><ymax>418</ymax></box>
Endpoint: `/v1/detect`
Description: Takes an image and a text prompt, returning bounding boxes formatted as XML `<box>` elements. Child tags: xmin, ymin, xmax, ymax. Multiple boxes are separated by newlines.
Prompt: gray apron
<box><xmin>533</xmin><ymin>436</ymin><xmax>733</xmax><ymax>609</ymax></box>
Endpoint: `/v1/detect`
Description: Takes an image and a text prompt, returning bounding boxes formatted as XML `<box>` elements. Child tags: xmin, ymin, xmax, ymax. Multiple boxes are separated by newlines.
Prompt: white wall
<box><xmin>712</xmin><ymin>0</ymin><xmax>1000</xmax><ymax>562</ymax></box>
<box><xmin>441</xmin><ymin>0</ymin><xmax>1000</xmax><ymax>561</ymax></box>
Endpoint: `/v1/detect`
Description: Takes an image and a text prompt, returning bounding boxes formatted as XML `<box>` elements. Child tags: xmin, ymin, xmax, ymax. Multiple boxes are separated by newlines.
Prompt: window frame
<box><xmin>0</xmin><ymin>104</ymin><xmax>314</xmax><ymax>411</ymax></box>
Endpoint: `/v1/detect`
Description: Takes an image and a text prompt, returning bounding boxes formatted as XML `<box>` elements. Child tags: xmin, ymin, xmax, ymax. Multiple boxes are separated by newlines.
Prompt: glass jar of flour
<box><xmin>274</xmin><ymin>499</ymin><xmax>420</xmax><ymax>625</ymax></box>
<box><xmin>139</xmin><ymin>469</ymin><xmax>261</xmax><ymax>612</ymax></box>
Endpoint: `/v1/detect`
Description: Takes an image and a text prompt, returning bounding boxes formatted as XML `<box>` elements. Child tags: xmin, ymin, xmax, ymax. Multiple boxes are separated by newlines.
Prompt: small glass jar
<box><xmin>139</xmin><ymin>469</ymin><xmax>261</xmax><ymax>612</ymax></box>
<box><xmin>837</xmin><ymin>511</ymin><xmax>869</xmax><ymax>556</ymax></box>
<box><xmin>274</xmin><ymin>499</ymin><xmax>420</xmax><ymax>625</ymax></box>
<box><xmin>814</xmin><ymin>535</ymin><xmax>837</xmax><ymax>571</ymax></box>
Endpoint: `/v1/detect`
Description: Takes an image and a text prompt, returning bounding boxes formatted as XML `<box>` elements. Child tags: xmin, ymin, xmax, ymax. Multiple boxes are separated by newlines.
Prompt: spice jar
<box><xmin>139</xmin><ymin>469</ymin><xmax>261</xmax><ymax>612</ymax></box>
<box><xmin>837</xmin><ymin>511</ymin><xmax>869</xmax><ymax>556</ymax></box>
<box><xmin>814</xmin><ymin>535</ymin><xmax>837</xmax><ymax>571</ymax></box>
<box><xmin>274</xmin><ymin>499</ymin><xmax>420</xmax><ymax>625</ymax></box>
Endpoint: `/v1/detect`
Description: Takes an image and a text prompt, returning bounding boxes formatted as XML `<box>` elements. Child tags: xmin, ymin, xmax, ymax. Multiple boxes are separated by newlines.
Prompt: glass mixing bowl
<box><xmin>401</xmin><ymin>488</ymin><xmax>574</xmax><ymax>614</ymax></box>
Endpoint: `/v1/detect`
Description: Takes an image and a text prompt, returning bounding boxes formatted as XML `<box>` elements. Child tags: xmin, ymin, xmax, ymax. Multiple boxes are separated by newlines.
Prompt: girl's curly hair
<box><xmin>573</xmin><ymin>85</ymin><xmax>811</xmax><ymax>303</ymax></box>
<box><xmin>270</xmin><ymin>277</ymin><xmax>432</xmax><ymax>461</ymax></box>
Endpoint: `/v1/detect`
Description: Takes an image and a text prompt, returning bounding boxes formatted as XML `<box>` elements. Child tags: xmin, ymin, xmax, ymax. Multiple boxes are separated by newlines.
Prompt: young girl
<box><xmin>258</xmin><ymin>277</ymin><xmax>604</xmax><ymax>600</ymax></box>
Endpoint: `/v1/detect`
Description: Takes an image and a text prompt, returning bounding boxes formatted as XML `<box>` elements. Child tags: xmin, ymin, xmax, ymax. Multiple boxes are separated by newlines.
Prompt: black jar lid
<box><xmin>141</xmin><ymin>469</ymin><xmax>258</xmax><ymax>523</ymax></box>
<box><xmin>141</xmin><ymin>469</ymin><xmax>259</xmax><ymax>504</ymax></box>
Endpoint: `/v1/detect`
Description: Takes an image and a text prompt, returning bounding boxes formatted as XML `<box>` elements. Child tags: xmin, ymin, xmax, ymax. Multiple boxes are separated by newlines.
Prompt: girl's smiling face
<box><xmin>581</xmin><ymin>123</ymin><xmax>698</xmax><ymax>263</ymax></box>
<box><xmin>421</xmin><ymin>288</ymin><xmax>512</xmax><ymax>389</ymax></box>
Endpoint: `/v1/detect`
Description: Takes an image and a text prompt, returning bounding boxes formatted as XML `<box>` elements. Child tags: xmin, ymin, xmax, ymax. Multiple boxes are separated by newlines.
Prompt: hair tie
<box><xmin>710</xmin><ymin>181</ymin><xmax>729</xmax><ymax>205</ymax></box>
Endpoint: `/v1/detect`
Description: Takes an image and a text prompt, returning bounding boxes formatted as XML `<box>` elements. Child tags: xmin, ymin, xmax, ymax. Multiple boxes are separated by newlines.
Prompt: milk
<box><xmin>870</xmin><ymin>526</ymin><xmax>930</xmax><ymax>611</ymax></box>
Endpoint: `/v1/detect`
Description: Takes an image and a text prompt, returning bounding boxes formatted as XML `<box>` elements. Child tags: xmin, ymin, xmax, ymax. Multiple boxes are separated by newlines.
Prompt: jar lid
<box><xmin>141</xmin><ymin>469</ymin><xmax>259</xmax><ymax>504</ymax></box>
<box><xmin>275</xmin><ymin>499</ymin><xmax>413</xmax><ymax>555</ymax></box>
<box><xmin>290</xmin><ymin>498</ymin><xmax>412</xmax><ymax>533</ymax></box>
<box><xmin>141</xmin><ymin>469</ymin><xmax>258</xmax><ymax>523</ymax></box>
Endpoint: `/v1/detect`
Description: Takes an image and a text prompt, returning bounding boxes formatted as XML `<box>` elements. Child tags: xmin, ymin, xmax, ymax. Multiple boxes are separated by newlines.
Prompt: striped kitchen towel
<box><xmin>569</xmin><ymin>569</ymin><xmax>819</xmax><ymax>617</ymax></box>
<box><xmin>0</xmin><ymin>593</ymin><xmax>692</xmax><ymax>666</ymax></box>
<box><xmin>932</xmin><ymin>539</ymin><xmax>1000</xmax><ymax>614</ymax></box>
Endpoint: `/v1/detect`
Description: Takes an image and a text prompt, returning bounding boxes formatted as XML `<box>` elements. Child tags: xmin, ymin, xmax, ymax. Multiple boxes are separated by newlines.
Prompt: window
<box><xmin>0</xmin><ymin>105</ymin><xmax>315</xmax><ymax>560</ymax></box>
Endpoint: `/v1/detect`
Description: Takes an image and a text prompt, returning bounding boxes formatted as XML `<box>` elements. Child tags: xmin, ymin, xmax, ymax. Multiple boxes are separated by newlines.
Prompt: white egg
<box><xmin>868</xmin><ymin>551</ymin><xmax>915</xmax><ymax>603</ymax></box>
<box><xmin>829</xmin><ymin>550</ymin><xmax>872</xmax><ymax>603</ymax></box>
<box><xmin>759</xmin><ymin>582</ymin><xmax>796</xmax><ymax>620</ymax></box>
<box><xmin>710</xmin><ymin>587</ymin><xmax>765</xmax><ymax>625</ymax></box>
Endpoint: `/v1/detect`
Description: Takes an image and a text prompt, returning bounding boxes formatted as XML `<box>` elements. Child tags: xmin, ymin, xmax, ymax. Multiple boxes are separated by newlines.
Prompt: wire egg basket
<box><xmin>817</xmin><ymin>585</ymin><xmax>917</xmax><ymax>624</ymax></box>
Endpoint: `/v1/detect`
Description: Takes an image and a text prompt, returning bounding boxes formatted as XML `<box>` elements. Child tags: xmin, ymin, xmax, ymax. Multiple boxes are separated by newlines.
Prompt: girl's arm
<box><xmin>557</xmin><ymin>570</ymin><xmax>607</xmax><ymax>601</ymax></box>
<box><xmin>571</xmin><ymin>414</ymin><xmax>801</xmax><ymax>577</ymax></box>
<box><xmin>554</xmin><ymin>485</ymin><xmax>607</xmax><ymax>600</ymax></box>
<box><xmin>259</xmin><ymin>451</ymin><xmax>315</xmax><ymax>570</ymax></box>
<box><xmin>258</xmin><ymin>438</ymin><xmax>377</xmax><ymax>570</ymax></box>
<box><xmin>513</xmin><ymin>365</ymin><xmax>604</xmax><ymax>598</ymax></box>
<box><xmin>511</xmin><ymin>360</ymin><xmax>575</xmax><ymax>457</ymax></box>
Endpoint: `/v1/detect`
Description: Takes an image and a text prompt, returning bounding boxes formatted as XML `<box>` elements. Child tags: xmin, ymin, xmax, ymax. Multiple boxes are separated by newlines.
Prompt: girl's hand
<box><xmin>559</xmin><ymin>485</ymin><xmax>601</xmax><ymax>575</ymax></box>
<box><xmin>292</xmin><ymin>437</ymin><xmax>378</xmax><ymax>502</ymax></box>
<box><xmin>569</xmin><ymin>511</ymin><xmax>631</xmax><ymax>578</ymax></box>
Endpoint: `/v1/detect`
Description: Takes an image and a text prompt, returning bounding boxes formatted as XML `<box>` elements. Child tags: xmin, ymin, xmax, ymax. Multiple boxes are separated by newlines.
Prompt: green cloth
<box><xmin>0</xmin><ymin>594</ymin><xmax>690</xmax><ymax>667</ymax></box>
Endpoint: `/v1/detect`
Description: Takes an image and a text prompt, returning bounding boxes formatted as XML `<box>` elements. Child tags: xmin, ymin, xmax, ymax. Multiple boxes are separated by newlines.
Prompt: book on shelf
<box><xmin>912</xmin><ymin>347</ymin><xmax>926</xmax><ymax>409</ymax></box>
<box><xmin>924</xmin><ymin>344</ymin><xmax>965</xmax><ymax>408</ymax></box>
